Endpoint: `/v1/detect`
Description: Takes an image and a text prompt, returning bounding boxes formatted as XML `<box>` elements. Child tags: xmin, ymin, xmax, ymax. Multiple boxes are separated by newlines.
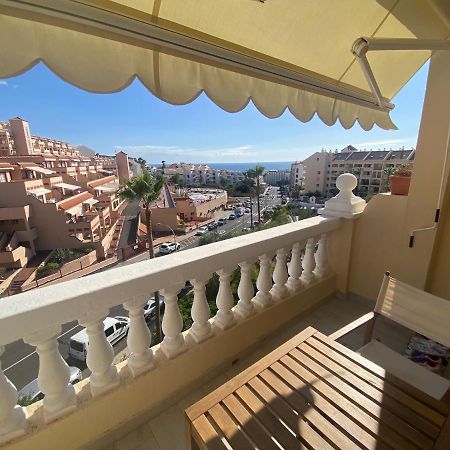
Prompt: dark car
<box><xmin>207</xmin><ymin>222</ymin><xmax>217</xmax><ymax>230</ymax></box>
<box><xmin>218</xmin><ymin>218</ymin><xmax>227</xmax><ymax>226</ymax></box>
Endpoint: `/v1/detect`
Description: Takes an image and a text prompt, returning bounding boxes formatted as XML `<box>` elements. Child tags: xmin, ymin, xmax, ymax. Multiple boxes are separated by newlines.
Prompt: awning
<box><xmin>1</xmin><ymin>1</ymin><xmax>449</xmax><ymax>130</ymax></box>
<box><xmin>82</xmin><ymin>198</ymin><xmax>99</xmax><ymax>206</ymax></box>
<box><xmin>53</xmin><ymin>182</ymin><xmax>82</xmax><ymax>191</ymax></box>
<box><xmin>24</xmin><ymin>165</ymin><xmax>55</xmax><ymax>175</ymax></box>
<box><xmin>29</xmin><ymin>188</ymin><xmax>51</xmax><ymax>197</ymax></box>
<box><xmin>65</xmin><ymin>204</ymin><xmax>83</xmax><ymax>215</ymax></box>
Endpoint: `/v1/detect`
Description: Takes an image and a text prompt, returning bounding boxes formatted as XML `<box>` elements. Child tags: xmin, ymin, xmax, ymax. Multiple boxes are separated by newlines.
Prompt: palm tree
<box><xmin>247</xmin><ymin>165</ymin><xmax>265</xmax><ymax>221</ymax></box>
<box><xmin>118</xmin><ymin>170</ymin><xmax>165</xmax><ymax>342</ymax></box>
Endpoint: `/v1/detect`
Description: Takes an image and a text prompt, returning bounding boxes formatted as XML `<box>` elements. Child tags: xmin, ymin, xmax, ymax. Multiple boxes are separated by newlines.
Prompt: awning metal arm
<box><xmin>352</xmin><ymin>37</ymin><xmax>450</xmax><ymax>106</ymax></box>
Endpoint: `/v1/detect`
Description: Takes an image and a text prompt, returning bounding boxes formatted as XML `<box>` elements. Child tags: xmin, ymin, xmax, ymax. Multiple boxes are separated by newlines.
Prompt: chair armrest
<box><xmin>329</xmin><ymin>312</ymin><xmax>375</xmax><ymax>341</ymax></box>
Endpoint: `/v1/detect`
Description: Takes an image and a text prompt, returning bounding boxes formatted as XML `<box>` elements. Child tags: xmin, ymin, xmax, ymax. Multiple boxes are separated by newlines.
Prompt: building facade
<box><xmin>289</xmin><ymin>162</ymin><xmax>305</xmax><ymax>189</ymax></box>
<box><xmin>263</xmin><ymin>169</ymin><xmax>290</xmax><ymax>186</ymax></box>
<box><xmin>302</xmin><ymin>146</ymin><xmax>415</xmax><ymax>196</ymax></box>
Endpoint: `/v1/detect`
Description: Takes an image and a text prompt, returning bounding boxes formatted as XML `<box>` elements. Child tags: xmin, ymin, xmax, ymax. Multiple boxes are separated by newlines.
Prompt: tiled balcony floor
<box><xmin>99</xmin><ymin>295</ymin><xmax>418</xmax><ymax>450</ymax></box>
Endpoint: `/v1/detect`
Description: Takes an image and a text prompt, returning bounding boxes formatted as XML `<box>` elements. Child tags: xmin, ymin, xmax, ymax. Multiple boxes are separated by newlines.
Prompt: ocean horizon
<box><xmin>153</xmin><ymin>161</ymin><xmax>293</xmax><ymax>172</ymax></box>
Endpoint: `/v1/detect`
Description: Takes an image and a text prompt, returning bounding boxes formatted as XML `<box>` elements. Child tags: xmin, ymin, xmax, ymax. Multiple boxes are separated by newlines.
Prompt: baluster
<box><xmin>235</xmin><ymin>261</ymin><xmax>255</xmax><ymax>319</ymax></box>
<box><xmin>301</xmin><ymin>237</ymin><xmax>316</xmax><ymax>284</ymax></box>
<box><xmin>161</xmin><ymin>283</ymin><xmax>186</xmax><ymax>358</ymax></box>
<box><xmin>189</xmin><ymin>275</ymin><xmax>212</xmax><ymax>343</ymax></box>
<box><xmin>80</xmin><ymin>311</ymin><xmax>119</xmax><ymax>397</ymax></box>
<box><xmin>0</xmin><ymin>346</ymin><xmax>26</xmax><ymax>444</ymax></box>
<box><xmin>253</xmin><ymin>254</ymin><xmax>273</xmax><ymax>308</ymax></box>
<box><xmin>287</xmin><ymin>242</ymin><xmax>303</xmax><ymax>291</ymax></box>
<box><xmin>124</xmin><ymin>296</ymin><xmax>154</xmax><ymax>376</ymax></box>
<box><xmin>24</xmin><ymin>326</ymin><xmax>76</xmax><ymax>422</ymax></box>
<box><xmin>314</xmin><ymin>233</ymin><xmax>329</xmax><ymax>278</ymax></box>
<box><xmin>215</xmin><ymin>268</ymin><xmax>235</xmax><ymax>330</ymax></box>
<box><xmin>270</xmin><ymin>248</ymin><xmax>289</xmax><ymax>300</ymax></box>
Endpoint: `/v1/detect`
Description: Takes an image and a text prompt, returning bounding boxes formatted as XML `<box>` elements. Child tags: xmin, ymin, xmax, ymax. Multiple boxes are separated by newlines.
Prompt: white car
<box><xmin>69</xmin><ymin>317</ymin><xmax>130</xmax><ymax>361</ymax></box>
<box><xmin>159</xmin><ymin>242</ymin><xmax>181</xmax><ymax>255</ymax></box>
<box><xmin>18</xmin><ymin>366</ymin><xmax>82</xmax><ymax>404</ymax></box>
<box><xmin>195</xmin><ymin>226</ymin><xmax>208</xmax><ymax>236</ymax></box>
<box><xmin>143</xmin><ymin>295</ymin><xmax>165</xmax><ymax>320</ymax></box>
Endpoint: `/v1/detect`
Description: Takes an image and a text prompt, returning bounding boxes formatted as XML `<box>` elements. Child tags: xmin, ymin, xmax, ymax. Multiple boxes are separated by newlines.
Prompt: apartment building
<box><xmin>165</xmin><ymin>162</ymin><xmax>245</xmax><ymax>186</ymax></box>
<box><xmin>290</xmin><ymin>162</ymin><xmax>305</xmax><ymax>189</ymax></box>
<box><xmin>302</xmin><ymin>146</ymin><xmax>415</xmax><ymax>196</ymax></box>
<box><xmin>263</xmin><ymin>169</ymin><xmax>290</xmax><ymax>186</ymax></box>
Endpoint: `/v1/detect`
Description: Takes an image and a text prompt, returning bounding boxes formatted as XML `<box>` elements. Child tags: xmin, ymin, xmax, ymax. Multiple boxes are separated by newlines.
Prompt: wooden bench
<box><xmin>185</xmin><ymin>326</ymin><xmax>450</xmax><ymax>449</ymax></box>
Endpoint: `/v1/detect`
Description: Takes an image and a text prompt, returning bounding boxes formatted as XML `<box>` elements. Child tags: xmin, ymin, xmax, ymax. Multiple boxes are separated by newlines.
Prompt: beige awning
<box><xmin>28</xmin><ymin>187</ymin><xmax>51</xmax><ymax>197</ymax></box>
<box><xmin>24</xmin><ymin>165</ymin><xmax>55</xmax><ymax>175</ymax></box>
<box><xmin>53</xmin><ymin>182</ymin><xmax>82</xmax><ymax>191</ymax></box>
<box><xmin>82</xmin><ymin>198</ymin><xmax>99</xmax><ymax>206</ymax></box>
<box><xmin>1</xmin><ymin>1</ymin><xmax>449</xmax><ymax>130</ymax></box>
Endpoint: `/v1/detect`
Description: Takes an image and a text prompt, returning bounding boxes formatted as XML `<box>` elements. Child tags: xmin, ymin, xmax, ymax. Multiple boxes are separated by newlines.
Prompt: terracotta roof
<box><xmin>57</xmin><ymin>191</ymin><xmax>93</xmax><ymax>210</ymax></box>
<box><xmin>87</xmin><ymin>175</ymin><xmax>118</xmax><ymax>188</ymax></box>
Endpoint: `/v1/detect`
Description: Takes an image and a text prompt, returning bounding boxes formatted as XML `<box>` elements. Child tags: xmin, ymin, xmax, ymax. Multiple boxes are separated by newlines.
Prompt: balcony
<box><xmin>0</xmin><ymin>203</ymin><xmax>350</xmax><ymax>448</ymax></box>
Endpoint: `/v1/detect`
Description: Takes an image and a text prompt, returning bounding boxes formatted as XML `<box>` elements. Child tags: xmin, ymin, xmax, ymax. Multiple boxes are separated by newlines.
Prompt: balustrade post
<box><xmin>287</xmin><ymin>242</ymin><xmax>303</xmax><ymax>291</ymax></box>
<box><xmin>161</xmin><ymin>283</ymin><xmax>186</xmax><ymax>358</ymax></box>
<box><xmin>80</xmin><ymin>310</ymin><xmax>119</xmax><ymax>397</ymax></box>
<box><xmin>123</xmin><ymin>296</ymin><xmax>154</xmax><ymax>376</ymax></box>
<box><xmin>270</xmin><ymin>248</ymin><xmax>289</xmax><ymax>301</ymax></box>
<box><xmin>253</xmin><ymin>254</ymin><xmax>273</xmax><ymax>308</ymax></box>
<box><xmin>215</xmin><ymin>268</ymin><xmax>235</xmax><ymax>330</ymax></box>
<box><xmin>314</xmin><ymin>233</ymin><xmax>329</xmax><ymax>278</ymax></box>
<box><xmin>235</xmin><ymin>261</ymin><xmax>255</xmax><ymax>319</ymax></box>
<box><xmin>189</xmin><ymin>276</ymin><xmax>212</xmax><ymax>343</ymax></box>
<box><xmin>0</xmin><ymin>346</ymin><xmax>26</xmax><ymax>444</ymax></box>
<box><xmin>301</xmin><ymin>237</ymin><xmax>316</xmax><ymax>284</ymax></box>
<box><xmin>24</xmin><ymin>326</ymin><xmax>77</xmax><ymax>422</ymax></box>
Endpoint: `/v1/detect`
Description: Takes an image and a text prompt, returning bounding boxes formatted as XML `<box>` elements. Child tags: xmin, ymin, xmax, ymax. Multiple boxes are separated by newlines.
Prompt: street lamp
<box><xmin>157</xmin><ymin>223</ymin><xmax>176</xmax><ymax>243</ymax></box>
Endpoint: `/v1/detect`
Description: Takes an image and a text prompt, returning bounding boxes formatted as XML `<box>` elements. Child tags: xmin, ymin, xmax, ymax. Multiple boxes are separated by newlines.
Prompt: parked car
<box><xmin>69</xmin><ymin>317</ymin><xmax>130</xmax><ymax>361</ymax></box>
<box><xmin>228</xmin><ymin>214</ymin><xmax>236</xmax><ymax>220</ymax></box>
<box><xmin>159</xmin><ymin>242</ymin><xmax>181</xmax><ymax>255</ymax></box>
<box><xmin>18</xmin><ymin>366</ymin><xmax>82</xmax><ymax>404</ymax></box>
<box><xmin>195</xmin><ymin>226</ymin><xmax>208</xmax><ymax>236</ymax></box>
<box><xmin>217</xmin><ymin>218</ymin><xmax>227</xmax><ymax>226</ymax></box>
<box><xmin>144</xmin><ymin>295</ymin><xmax>166</xmax><ymax>319</ymax></box>
<box><xmin>207</xmin><ymin>222</ymin><xmax>217</xmax><ymax>230</ymax></box>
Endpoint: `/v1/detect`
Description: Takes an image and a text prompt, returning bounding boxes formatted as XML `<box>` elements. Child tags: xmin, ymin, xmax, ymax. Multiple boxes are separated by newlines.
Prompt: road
<box><xmin>4</xmin><ymin>187</ymin><xmax>282</xmax><ymax>393</ymax></box>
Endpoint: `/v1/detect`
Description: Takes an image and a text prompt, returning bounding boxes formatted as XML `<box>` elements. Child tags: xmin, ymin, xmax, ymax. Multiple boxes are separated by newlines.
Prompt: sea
<box><xmin>153</xmin><ymin>161</ymin><xmax>293</xmax><ymax>172</ymax></box>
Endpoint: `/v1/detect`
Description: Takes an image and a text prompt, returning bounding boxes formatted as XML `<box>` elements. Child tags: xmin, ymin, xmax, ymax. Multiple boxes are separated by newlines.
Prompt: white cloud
<box><xmin>356</xmin><ymin>138</ymin><xmax>416</xmax><ymax>147</ymax></box>
<box><xmin>0</xmin><ymin>81</ymin><xmax>8</xmax><ymax>86</ymax></box>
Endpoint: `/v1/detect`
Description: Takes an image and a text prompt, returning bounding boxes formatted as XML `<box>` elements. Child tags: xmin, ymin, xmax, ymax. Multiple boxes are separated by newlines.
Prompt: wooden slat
<box><xmin>191</xmin><ymin>415</ymin><xmax>229</xmax><ymax>450</ymax></box>
<box><xmin>308</xmin><ymin>336</ymin><xmax>445</xmax><ymax>426</ymax></box>
<box><xmin>289</xmin><ymin>347</ymin><xmax>434</xmax><ymax>449</ymax></box>
<box><xmin>222</xmin><ymin>394</ymin><xmax>280</xmax><ymax>450</ymax></box>
<box><xmin>298</xmin><ymin>341</ymin><xmax>441</xmax><ymax>438</ymax></box>
<box><xmin>208</xmin><ymin>403</ymin><xmax>254</xmax><ymax>450</ymax></box>
<box><xmin>186</xmin><ymin>326</ymin><xmax>317</xmax><ymax>421</ymax></box>
<box><xmin>314</xmin><ymin>331</ymin><xmax>450</xmax><ymax>416</ymax></box>
<box><xmin>258</xmin><ymin>367</ymin><xmax>362</xmax><ymax>450</ymax></box>
<box><xmin>434</xmin><ymin>415</ymin><xmax>450</xmax><ymax>450</ymax></box>
<box><xmin>273</xmin><ymin>358</ymin><xmax>412</xmax><ymax>450</ymax></box>
<box><xmin>235</xmin><ymin>384</ymin><xmax>306</xmax><ymax>449</ymax></box>
<box><xmin>328</xmin><ymin>311</ymin><xmax>375</xmax><ymax>341</ymax></box>
<box><xmin>246</xmin><ymin>377</ymin><xmax>334</xmax><ymax>450</ymax></box>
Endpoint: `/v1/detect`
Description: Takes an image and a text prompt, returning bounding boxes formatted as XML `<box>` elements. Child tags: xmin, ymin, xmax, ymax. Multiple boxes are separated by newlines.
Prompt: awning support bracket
<box><xmin>352</xmin><ymin>37</ymin><xmax>450</xmax><ymax>107</ymax></box>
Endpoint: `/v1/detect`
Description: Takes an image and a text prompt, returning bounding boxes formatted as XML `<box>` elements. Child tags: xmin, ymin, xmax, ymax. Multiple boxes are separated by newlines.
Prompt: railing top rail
<box><xmin>0</xmin><ymin>216</ymin><xmax>340</xmax><ymax>344</ymax></box>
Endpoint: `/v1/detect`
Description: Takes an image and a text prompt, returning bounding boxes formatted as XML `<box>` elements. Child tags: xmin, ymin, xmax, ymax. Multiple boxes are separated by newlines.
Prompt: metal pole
<box><xmin>157</xmin><ymin>223</ymin><xmax>176</xmax><ymax>243</ymax></box>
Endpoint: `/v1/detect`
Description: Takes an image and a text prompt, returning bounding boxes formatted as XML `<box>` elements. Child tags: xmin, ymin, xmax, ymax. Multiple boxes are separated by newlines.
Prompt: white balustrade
<box><xmin>314</xmin><ymin>233</ymin><xmax>329</xmax><ymax>278</ymax></box>
<box><xmin>287</xmin><ymin>242</ymin><xmax>303</xmax><ymax>291</ymax></box>
<box><xmin>235</xmin><ymin>261</ymin><xmax>255</xmax><ymax>319</ymax></box>
<box><xmin>215</xmin><ymin>268</ymin><xmax>235</xmax><ymax>330</ymax></box>
<box><xmin>270</xmin><ymin>248</ymin><xmax>289</xmax><ymax>301</ymax></box>
<box><xmin>301</xmin><ymin>237</ymin><xmax>316</xmax><ymax>284</ymax></box>
<box><xmin>161</xmin><ymin>283</ymin><xmax>186</xmax><ymax>358</ymax></box>
<box><xmin>253</xmin><ymin>254</ymin><xmax>273</xmax><ymax>308</ymax></box>
<box><xmin>80</xmin><ymin>311</ymin><xmax>119</xmax><ymax>397</ymax></box>
<box><xmin>124</xmin><ymin>296</ymin><xmax>154</xmax><ymax>376</ymax></box>
<box><xmin>0</xmin><ymin>346</ymin><xmax>26</xmax><ymax>444</ymax></box>
<box><xmin>189</xmin><ymin>276</ymin><xmax>212</xmax><ymax>343</ymax></box>
<box><xmin>24</xmin><ymin>326</ymin><xmax>76</xmax><ymax>422</ymax></box>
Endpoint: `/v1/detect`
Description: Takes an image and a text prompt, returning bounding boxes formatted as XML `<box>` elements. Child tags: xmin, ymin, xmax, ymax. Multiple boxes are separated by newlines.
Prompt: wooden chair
<box><xmin>330</xmin><ymin>271</ymin><xmax>450</xmax><ymax>401</ymax></box>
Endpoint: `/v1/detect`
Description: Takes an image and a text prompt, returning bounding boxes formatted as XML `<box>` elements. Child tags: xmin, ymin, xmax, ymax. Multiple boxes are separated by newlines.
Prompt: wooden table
<box><xmin>185</xmin><ymin>327</ymin><xmax>450</xmax><ymax>449</ymax></box>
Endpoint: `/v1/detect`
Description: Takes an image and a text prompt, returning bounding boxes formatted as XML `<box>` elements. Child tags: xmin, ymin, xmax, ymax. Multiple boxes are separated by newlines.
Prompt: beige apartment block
<box><xmin>302</xmin><ymin>150</ymin><xmax>332</xmax><ymax>193</ymax></box>
<box><xmin>290</xmin><ymin>161</ymin><xmax>305</xmax><ymax>189</ymax></box>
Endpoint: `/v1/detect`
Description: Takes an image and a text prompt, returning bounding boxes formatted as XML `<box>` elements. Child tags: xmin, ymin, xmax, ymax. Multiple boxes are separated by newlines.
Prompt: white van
<box><xmin>69</xmin><ymin>317</ymin><xmax>129</xmax><ymax>361</ymax></box>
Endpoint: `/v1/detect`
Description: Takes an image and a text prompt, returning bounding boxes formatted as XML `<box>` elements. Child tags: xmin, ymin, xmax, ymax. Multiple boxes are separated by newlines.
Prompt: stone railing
<box><xmin>0</xmin><ymin>174</ymin><xmax>365</xmax><ymax>446</ymax></box>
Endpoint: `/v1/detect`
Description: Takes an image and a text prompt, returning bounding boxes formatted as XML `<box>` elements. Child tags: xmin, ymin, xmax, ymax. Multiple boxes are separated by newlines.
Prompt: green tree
<box><xmin>136</xmin><ymin>157</ymin><xmax>146</xmax><ymax>169</ymax></box>
<box><xmin>169</xmin><ymin>173</ymin><xmax>183</xmax><ymax>186</ymax></box>
<box><xmin>219</xmin><ymin>176</ymin><xmax>229</xmax><ymax>189</ymax></box>
<box><xmin>118</xmin><ymin>170</ymin><xmax>165</xmax><ymax>342</ymax></box>
<box><xmin>247</xmin><ymin>165</ymin><xmax>265</xmax><ymax>221</ymax></box>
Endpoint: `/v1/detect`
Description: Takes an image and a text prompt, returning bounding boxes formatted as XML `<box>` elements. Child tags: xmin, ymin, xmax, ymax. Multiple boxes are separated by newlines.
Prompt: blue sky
<box><xmin>0</xmin><ymin>62</ymin><xmax>428</xmax><ymax>164</ymax></box>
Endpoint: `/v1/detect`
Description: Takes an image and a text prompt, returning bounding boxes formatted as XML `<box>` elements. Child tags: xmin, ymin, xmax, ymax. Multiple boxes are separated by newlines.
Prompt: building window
<box><xmin>0</xmin><ymin>173</ymin><xmax>7</xmax><ymax>183</ymax></box>
<box><xmin>317</xmin><ymin>171</ymin><xmax>321</xmax><ymax>175</ymax></box>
